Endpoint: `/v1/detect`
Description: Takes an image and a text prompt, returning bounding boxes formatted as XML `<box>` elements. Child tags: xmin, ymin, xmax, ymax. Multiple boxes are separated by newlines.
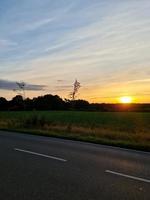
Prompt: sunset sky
<box><xmin>0</xmin><ymin>0</ymin><xmax>150</xmax><ymax>103</ymax></box>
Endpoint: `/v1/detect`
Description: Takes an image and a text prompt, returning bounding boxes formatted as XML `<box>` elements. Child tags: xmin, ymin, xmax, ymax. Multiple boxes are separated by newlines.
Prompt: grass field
<box><xmin>0</xmin><ymin>111</ymin><xmax>150</xmax><ymax>151</ymax></box>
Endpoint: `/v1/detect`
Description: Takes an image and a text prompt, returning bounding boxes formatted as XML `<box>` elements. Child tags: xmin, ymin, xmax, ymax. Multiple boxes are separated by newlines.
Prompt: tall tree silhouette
<box><xmin>70</xmin><ymin>79</ymin><xmax>81</xmax><ymax>100</ymax></box>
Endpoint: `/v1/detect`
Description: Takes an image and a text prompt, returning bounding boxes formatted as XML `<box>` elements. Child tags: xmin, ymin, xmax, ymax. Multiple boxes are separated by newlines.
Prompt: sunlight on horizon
<box><xmin>119</xmin><ymin>96</ymin><xmax>133</xmax><ymax>104</ymax></box>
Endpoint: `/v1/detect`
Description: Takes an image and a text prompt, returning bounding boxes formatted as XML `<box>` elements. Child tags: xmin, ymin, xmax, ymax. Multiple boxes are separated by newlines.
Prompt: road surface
<box><xmin>0</xmin><ymin>130</ymin><xmax>149</xmax><ymax>200</ymax></box>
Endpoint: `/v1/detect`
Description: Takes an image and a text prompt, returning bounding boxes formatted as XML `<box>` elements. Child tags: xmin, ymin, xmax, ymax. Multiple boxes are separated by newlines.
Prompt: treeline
<box><xmin>0</xmin><ymin>94</ymin><xmax>150</xmax><ymax>112</ymax></box>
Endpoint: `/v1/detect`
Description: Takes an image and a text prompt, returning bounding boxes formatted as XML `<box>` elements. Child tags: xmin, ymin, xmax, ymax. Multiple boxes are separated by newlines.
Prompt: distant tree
<box><xmin>32</xmin><ymin>94</ymin><xmax>65</xmax><ymax>110</ymax></box>
<box><xmin>24</xmin><ymin>98</ymin><xmax>33</xmax><ymax>110</ymax></box>
<box><xmin>73</xmin><ymin>99</ymin><xmax>90</xmax><ymax>110</ymax></box>
<box><xmin>0</xmin><ymin>97</ymin><xmax>8</xmax><ymax>110</ymax></box>
<box><xmin>64</xmin><ymin>99</ymin><xmax>90</xmax><ymax>110</ymax></box>
<box><xmin>10</xmin><ymin>95</ymin><xmax>24</xmax><ymax>110</ymax></box>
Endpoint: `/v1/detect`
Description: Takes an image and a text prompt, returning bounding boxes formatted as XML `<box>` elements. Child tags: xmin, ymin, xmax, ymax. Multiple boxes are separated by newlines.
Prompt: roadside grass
<box><xmin>0</xmin><ymin>111</ymin><xmax>150</xmax><ymax>151</ymax></box>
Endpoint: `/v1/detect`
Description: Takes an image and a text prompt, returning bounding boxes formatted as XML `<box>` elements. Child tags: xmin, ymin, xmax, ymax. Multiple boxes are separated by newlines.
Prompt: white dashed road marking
<box><xmin>14</xmin><ymin>148</ymin><xmax>67</xmax><ymax>162</ymax></box>
<box><xmin>105</xmin><ymin>170</ymin><xmax>150</xmax><ymax>183</ymax></box>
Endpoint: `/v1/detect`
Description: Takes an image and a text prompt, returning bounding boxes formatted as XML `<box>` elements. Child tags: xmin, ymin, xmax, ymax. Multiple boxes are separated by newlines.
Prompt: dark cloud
<box><xmin>55</xmin><ymin>85</ymin><xmax>72</xmax><ymax>88</ymax></box>
<box><xmin>55</xmin><ymin>85</ymin><xmax>72</xmax><ymax>91</ymax></box>
<box><xmin>0</xmin><ymin>79</ymin><xmax>46</xmax><ymax>91</ymax></box>
<box><xmin>57</xmin><ymin>80</ymin><xmax>65</xmax><ymax>82</ymax></box>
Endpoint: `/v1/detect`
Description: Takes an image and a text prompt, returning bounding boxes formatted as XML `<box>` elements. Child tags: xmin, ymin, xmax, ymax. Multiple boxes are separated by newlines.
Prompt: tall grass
<box><xmin>0</xmin><ymin>111</ymin><xmax>149</xmax><ymax>150</ymax></box>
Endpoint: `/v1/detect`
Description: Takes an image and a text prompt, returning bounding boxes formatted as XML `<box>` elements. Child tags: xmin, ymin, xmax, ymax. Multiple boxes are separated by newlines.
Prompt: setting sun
<box><xmin>120</xmin><ymin>96</ymin><xmax>133</xmax><ymax>104</ymax></box>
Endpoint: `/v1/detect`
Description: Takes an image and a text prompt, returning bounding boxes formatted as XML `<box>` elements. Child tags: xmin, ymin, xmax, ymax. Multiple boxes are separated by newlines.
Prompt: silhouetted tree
<box><xmin>72</xmin><ymin>100</ymin><xmax>89</xmax><ymax>110</ymax></box>
<box><xmin>24</xmin><ymin>98</ymin><xmax>33</xmax><ymax>110</ymax></box>
<box><xmin>10</xmin><ymin>95</ymin><xmax>24</xmax><ymax>110</ymax></box>
<box><xmin>14</xmin><ymin>81</ymin><xmax>26</xmax><ymax>100</ymax></box>
<box><xmin>32</xmin><ymin>94</ymin><xmax>65</xmax><ymax>110</ymax></box>
<box><xmin>0</xmin><ymin>97</ymin><xmax>8</xmax><ymax>110</ymax></box>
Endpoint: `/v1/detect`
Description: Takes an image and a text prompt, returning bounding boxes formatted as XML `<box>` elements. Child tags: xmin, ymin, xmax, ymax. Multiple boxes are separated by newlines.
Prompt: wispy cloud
<box><xmin>0</xmin><ymin>39</ymin><xmax>17</xmax><ymax>49</ymax></box>
<box><xmin>16</xmin><ymin>17</ymin><xmax>55</xmax><ymax>33</ymax></box>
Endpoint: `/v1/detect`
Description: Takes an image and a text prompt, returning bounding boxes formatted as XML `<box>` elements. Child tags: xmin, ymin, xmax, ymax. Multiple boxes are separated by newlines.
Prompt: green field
<box><xmin>0</xmin><ymin>111</ymin><xmax>150</xmax><ymax>151</ymax></box>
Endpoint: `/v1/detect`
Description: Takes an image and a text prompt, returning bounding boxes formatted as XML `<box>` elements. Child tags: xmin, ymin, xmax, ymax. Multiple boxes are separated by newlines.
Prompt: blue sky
<box><xmin>0</xmin><ymin>0</ymin><xmax>150</xmax><ymax>102</ymax></box>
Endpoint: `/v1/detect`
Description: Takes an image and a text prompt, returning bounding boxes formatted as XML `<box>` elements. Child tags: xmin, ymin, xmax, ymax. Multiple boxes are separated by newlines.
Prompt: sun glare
<box><xmin>120</xmin><ymin>96</ymin><xmax>132</xmax><ymax>104</ymax></box>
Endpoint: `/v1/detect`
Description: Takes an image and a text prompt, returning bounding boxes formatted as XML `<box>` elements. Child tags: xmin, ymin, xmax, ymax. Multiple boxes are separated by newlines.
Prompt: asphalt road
<box><xmin>0</xmin><ymin>130</ymin><xmax>149</xmax><ymax>200</ymax></box>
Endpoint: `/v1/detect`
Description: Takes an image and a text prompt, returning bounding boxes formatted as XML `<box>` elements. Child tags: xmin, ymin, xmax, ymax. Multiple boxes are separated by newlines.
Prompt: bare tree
<box><xmin>13</xmin><ymin>81</ymin><xmax>26</xmax><ymax>100</ymax></box>
<box><xmin>70</xmin><ymin>79</ymin><xmax>81</xmax><ymax>100</ymax></box>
